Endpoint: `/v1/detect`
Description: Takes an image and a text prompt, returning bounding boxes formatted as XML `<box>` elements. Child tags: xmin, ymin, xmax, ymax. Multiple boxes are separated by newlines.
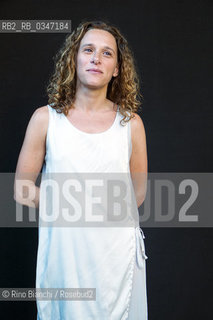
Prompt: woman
<box><xmin>14</xmin><ymin>20</ymin><xmax>148</xmax><ymax>319</ymax></box>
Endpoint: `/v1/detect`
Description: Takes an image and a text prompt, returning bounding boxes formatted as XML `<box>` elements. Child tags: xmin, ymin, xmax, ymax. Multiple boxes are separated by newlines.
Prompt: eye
<box><xmin>104</xmin><ymin>51</ymin><xmax>112</xmax><ymax>56</ymax></box>
<box><xmin>84</xmin><ymin>48</ymin><xmax>92</xmax><ymax>52</ymax></box>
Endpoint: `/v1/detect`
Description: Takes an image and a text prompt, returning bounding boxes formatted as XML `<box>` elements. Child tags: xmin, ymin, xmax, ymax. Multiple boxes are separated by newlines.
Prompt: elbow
<box><xmin>13</xmin><ymin>190</ymin><xmax>24</xmax><ymax>205</ymax></box>
<box><xmin>13</xmin><ymin>184</ymin><xmax>18</xmax><ymax>202</ymax></box>
<box><xmin>13</xmin><ymin>180</ymin><xmax>39</xmax><ymax>208</ymax></box>
<box><xmin>136</xmin><ymin>192</ymin><xmax>146</xmax><ymax>208</ymax></box>
<box><xmin>13</xmin><ymin>181</ymin><xmax>26</xmax><ymax>205</ymax></box>
<box><xmin>137</xmin><ymin>197</ymin><xmax>145</xmax><ymax>208</ymax></box>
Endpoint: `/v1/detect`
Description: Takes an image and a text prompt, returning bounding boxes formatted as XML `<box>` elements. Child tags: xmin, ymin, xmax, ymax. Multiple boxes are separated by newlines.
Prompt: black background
<box><xmin>0</xmin><ymin>0</ymin><xmax>212</xmax><ymax>319</ymax></box>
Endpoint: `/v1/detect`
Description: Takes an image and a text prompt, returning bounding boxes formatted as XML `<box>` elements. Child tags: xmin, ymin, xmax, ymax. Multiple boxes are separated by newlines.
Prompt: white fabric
<box><xmin>36</xmin><ymin>104</ymin><xmax>148</xmax><ymax>319</ymax></box>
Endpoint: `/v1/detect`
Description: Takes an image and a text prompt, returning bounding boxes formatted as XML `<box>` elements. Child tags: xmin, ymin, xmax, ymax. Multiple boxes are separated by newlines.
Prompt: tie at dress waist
<box><xmin>135</xmin><ymin>226</ymin><xmax>148</xmax><ymax>269</ymax></box>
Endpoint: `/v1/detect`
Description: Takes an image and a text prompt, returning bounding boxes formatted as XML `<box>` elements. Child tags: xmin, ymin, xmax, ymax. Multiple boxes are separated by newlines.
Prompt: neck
<box><xmin>72</xmin><ymin>82</ymin><xmax>112</xmax><ymax>112</ymax></box>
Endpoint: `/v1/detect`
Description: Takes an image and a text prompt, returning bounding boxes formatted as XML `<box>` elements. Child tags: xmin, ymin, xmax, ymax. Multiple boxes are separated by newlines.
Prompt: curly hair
<box><xmin>46</xmin><ymin>19</ymin><xmax>144</xmax><ymax>125</ymax></box>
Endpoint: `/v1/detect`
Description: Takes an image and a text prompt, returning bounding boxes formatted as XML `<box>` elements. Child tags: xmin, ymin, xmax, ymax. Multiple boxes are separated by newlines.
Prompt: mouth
<box><xmin>87</xmin><ymin>69</ymin><xmax>103</xmax><ymax>74</ymax></box>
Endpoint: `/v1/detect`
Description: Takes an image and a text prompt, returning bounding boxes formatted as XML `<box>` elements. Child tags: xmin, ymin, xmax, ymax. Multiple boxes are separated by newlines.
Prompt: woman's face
<box><xmin>75</xmin><ymin>28</ymin><xmax>119</xmax><ymax>89</ymax></box>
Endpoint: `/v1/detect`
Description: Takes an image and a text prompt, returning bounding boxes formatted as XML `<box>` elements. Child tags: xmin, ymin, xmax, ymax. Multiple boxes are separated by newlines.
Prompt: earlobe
<box><xmin>113</xmin><ymin>68</ymin><xmax>119</xmax><ymax>77</ymax></box>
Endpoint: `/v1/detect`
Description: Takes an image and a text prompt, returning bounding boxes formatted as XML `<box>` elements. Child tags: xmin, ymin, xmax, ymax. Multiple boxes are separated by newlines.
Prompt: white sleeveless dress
<box><xmin>36</xmin><ymin>104</ymin><xmax>148</xmax><ymax>319</ymax></box>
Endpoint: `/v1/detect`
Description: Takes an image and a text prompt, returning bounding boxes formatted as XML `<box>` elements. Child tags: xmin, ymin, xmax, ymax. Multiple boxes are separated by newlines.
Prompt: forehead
<box><xmin>80</xmin><ymin>29</ymin><xmax>117</xmax><ymax>49</ymax></box>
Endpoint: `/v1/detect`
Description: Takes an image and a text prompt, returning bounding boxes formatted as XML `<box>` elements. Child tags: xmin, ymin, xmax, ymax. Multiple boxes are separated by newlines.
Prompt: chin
<box><xmin>83</xmin><ymin>79</ymin><xmax>106</xmax><ymax>88</ymax></box>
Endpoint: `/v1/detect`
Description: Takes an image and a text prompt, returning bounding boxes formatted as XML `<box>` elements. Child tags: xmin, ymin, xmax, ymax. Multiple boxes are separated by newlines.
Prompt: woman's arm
<box><xmin>129</xmin><ymin>113</ymin><xmax>148</xmax><ymax>208</ymax></box>
<box><xmin>14</xmin><ymin>106</ymin><xmax>49</xmax><ymax>208</ymax></box>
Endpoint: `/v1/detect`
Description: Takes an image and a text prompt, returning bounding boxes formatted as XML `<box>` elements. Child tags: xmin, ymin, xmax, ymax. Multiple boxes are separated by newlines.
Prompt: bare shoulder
<box><xmin>24</xmin><ymin>105</ymin><xmax>49</xmax><ymax>141</ymax></box>
<box><xmin>129</xmin><ymin>112</ymin><xmax>148</xmax><ymax>174</ymax></box>
<box><xmin>130</xmin><ymin>112</ymin><xmax>146</xmax><ymax>141</ymax></box>
<box><xmin>31</xmin><ymin>105</ymin><xmax>49</xmax><ymax>123</ymax></box>
<box><xmin>29</xmin><ymin>105</ymin><xmax>49</xmax><ymax>130</ymax></box>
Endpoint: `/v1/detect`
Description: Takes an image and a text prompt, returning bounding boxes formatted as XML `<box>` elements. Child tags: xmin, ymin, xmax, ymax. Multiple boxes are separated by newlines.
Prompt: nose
<box><xmin>91</xmin><ymin>52</ymin><xmax>100</xmax><ymax>64</ymax></box>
